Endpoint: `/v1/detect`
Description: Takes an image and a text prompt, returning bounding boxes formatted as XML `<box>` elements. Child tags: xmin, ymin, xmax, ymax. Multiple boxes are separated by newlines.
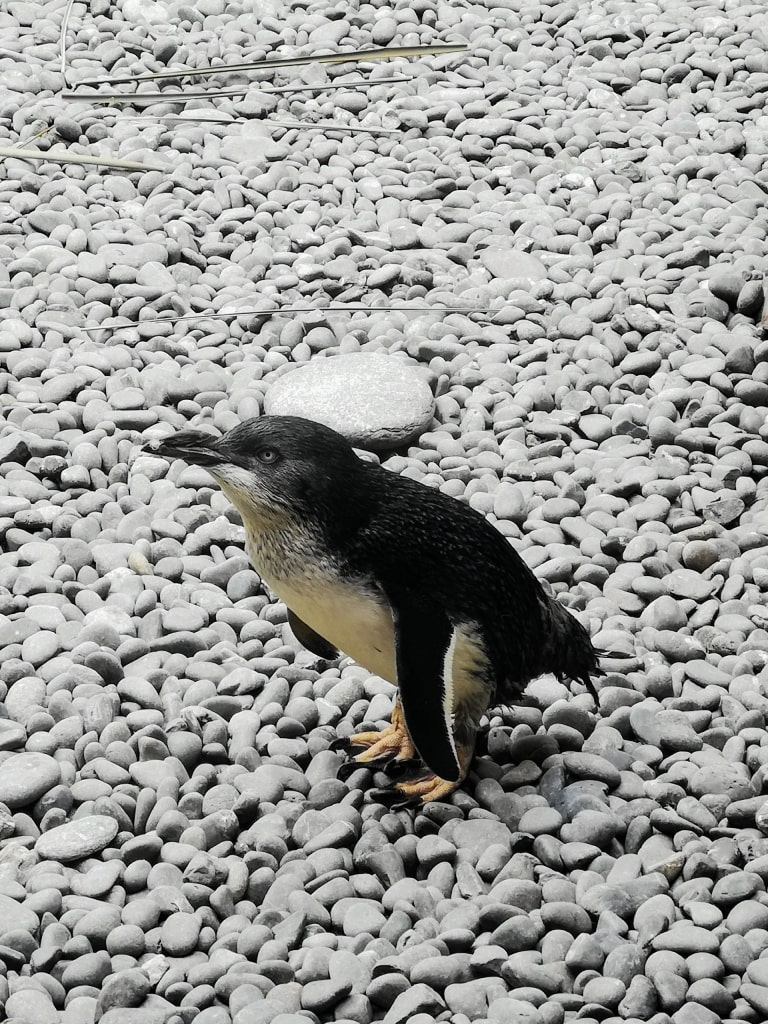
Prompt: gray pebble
<box><xmin>651</xmin><ymin>923</ymin><xmax>720</xmax><ymax>955</ymax></box>
<box><xmin>35</xmin><ymin>815</ymin><xmax>118</xmax><ymax>862</ymax></box>
<box><xmin>96</xmin><ymin>969</ymin><xmax>152</xmax><ymax>1016</ymax></box>
<box><xmin>4</xmin><ymin>990</ymin><xmax>59</xmax><ymax>1024</ymax></box>
<box><xmin>264</xmin><ymin>355</ymin><xmax>435</xmax><ymax>452</ymax></box>
<box><xmin>380</xmin><ymin>984</ymin><xmax>445</xmax><ymax>1024</ymax></box>
<box><xmin>61</xmin><ymin>949</ymin><xmax>112</xmax><ymax>989</ymax></box>
<box><xmin>300</xmin><ymin>978</ymin><xmax>353</xmax><ymax>1013</ymax></box>
<box><xmin>160</xmin><ymin>912</ymin><xmax>201</xmax><ymax>955</ymax></box>
<box><xmin>0</xmin><ymin>752</ymin><xmax>60</xmax><ymax>807</ymax></box>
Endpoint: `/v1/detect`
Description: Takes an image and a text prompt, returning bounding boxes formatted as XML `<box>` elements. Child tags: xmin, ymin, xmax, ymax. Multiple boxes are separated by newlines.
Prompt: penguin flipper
<box><xmin>287</xmin><ymin>607</ymin><xmax>339</xmax><ymax>661</ymax></box>
<box><xmin>388</xmin><ymin>593</ymin><xmax>461</xmax><ymax>783</ymax></box>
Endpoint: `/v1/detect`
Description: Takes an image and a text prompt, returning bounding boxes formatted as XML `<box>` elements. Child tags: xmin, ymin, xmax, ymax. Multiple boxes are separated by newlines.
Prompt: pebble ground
<box><xmin>2</xmin><ymin>1</ymin><xmax>768</xmax><ymax>1023</ymax></box>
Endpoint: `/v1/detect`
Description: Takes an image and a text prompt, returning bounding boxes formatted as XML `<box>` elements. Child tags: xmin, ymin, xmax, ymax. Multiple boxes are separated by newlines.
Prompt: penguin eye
<box><xmin>256</xmin><ymin>447</ymin><xmax>279</xmax><ymax>465</ymax></box>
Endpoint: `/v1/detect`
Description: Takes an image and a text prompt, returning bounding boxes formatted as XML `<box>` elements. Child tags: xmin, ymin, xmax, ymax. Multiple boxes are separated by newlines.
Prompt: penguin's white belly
<box><xmin>245</xmin><ymin>516</ymin><xmax>491</xmax><ymax>722</ymax></box>
<box><xmin>273</xmin><ymin>575</ymin><xmax>397</xmax><ymax>683</ymax></box>
<box><xmin>224</xmin><ymin>487</ymin><xmax>397</xmax><ymax>681</ymax></box>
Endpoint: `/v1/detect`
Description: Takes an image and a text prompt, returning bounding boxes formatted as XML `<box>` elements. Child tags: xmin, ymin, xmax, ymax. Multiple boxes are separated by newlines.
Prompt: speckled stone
<box><xmin>35</xmin><ymin>815</ymin><xmax>119</xmax><ymax>862</ymax></box>
<box><xmin>0</xmin><ymin>751</ymin><xmax>60</xmax><ymax>807</ymax></box>
<box><xmin>263</xmin><ymin>354</ymin><xmax>435</xmax><ymax>451</ymax></box>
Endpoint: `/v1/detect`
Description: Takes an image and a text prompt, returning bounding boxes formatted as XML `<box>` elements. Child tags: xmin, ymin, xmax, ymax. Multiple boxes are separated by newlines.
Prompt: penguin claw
<box><xmin>383</xmin><ymin>757</ymin><xmax>421</xmax><ymax>779</ymax></box>
<box><xmin>369</xmin><ymin>787</ymin><xmax>428</xmax><ymax>811</ymax></box>
<box><xmin>361</xmin><ymin>755</ymin><xmax>396</xmax><ymax>773</ymax></box>
<box><xmin>391</xmin><ymin>796</ymin><xmax>424</xmax><ymax>812</ymax></box>
<box><xmin>333</xmin><ymin>703</ymin><xmax>446</xmax><ymax>804</ymax></box>
<box><xmin>372</xmin><ymin>744</ymin><xmax>473</xmax><ymax>806</ymax></box>
<box><xmin>368</xmin><ymin>787</ymin><xmax>408</xmax><ymax>808</ymax></box>
<box><xmin>337</xmin><ymin>760</ymin><xmax>367</xmax><ymax>783</ymax></box>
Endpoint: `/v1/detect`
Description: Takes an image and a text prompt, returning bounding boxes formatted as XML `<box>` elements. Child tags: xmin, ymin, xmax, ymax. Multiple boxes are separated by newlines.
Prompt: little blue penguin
<box><xmin>147</xmin><ymin>415</ymin><xmax>602</xmax><ymax>804</ymax></box>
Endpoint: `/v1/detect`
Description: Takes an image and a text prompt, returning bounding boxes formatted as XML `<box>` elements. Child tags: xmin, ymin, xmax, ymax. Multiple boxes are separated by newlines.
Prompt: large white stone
<box><xmin>264</xmin><ymin>354</ymin><xmax>435</xmax><ymax>451</ymax></box>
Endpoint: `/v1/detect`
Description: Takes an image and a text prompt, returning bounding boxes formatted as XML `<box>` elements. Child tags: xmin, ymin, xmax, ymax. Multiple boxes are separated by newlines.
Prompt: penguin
<box><xmin>146</xmin><ymin>414</ymin><xmax>602</xmax><ymax>804</ymax></box>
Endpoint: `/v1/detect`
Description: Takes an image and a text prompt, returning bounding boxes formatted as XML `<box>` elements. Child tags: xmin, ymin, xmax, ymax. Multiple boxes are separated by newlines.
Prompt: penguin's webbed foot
<box><xmin>385</xmin><ymin>771</ymin><xmax>463</xmax><ymax>805</ymax></box>
<box><xmin>369</xmin><ymin>771</ymin><xmax>461</xmax><ymax>808</ymax></box>
<box><xmin>343</xmin><ymin>702</ymin><xmax>416</xmax><ymax>765</ymax></box>
<box><xmin>371</xmin><ymin>742</ymin><xmax>473</xmax><ymax>806</ymax></box>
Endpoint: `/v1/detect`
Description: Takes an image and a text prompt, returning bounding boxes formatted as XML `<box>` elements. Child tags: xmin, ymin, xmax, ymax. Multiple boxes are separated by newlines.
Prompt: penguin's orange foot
<box><xmin>372</xmin><ymin>773</ymin><xmax>461</xmax><ymax>806</ymax></box>
<box><xmin>347</xmin><ymin>721</ymin><xmax>416</xmax><ymax>764</ymax></box>
<box><xmin>370</xmin><ymin>743</ymin><xmax>473</xmax><ymax>807</ymax></box>
<box><xmin>338</xmin><ymin>699</ymin><xmax>416</xmax><ymax>765</ymax></box>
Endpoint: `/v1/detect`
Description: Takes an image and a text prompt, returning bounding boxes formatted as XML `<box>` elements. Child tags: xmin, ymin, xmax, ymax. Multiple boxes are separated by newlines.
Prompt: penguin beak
<box><xmin>144</xmin><ymin>429</ymin><xmax>224</xmax><ymax>467</ymax></box>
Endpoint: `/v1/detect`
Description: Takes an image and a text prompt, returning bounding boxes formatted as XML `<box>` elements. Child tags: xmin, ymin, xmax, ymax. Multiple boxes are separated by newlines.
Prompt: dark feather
<box><xmin>344</xmin><ymin>462</ymin><xmax>602</xmax><ymax>704</ymax></box>
<box><xmin>386</xmin><ymin>593</ymin><xmax>461</xmax><ymax>782</ymax></box>
<box><xmin>287</xmin><ymin>608</ymin><xmax>339</xmax><ymax>661</ymax></box>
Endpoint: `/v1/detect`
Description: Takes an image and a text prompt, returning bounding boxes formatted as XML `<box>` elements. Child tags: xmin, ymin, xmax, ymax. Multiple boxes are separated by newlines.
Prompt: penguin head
<box><xmin>145</xmin><ymin>415</ymin><xmax>365</xmax><ymax>522</ymax></box>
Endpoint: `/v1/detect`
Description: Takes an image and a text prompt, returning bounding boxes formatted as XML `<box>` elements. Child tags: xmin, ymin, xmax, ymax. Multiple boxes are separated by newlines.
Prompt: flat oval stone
<box><xmin>35</xmin><ymin>815</ymin><xmax>119</xmax><ymax>862</ymax></box>
<box><xmin>479</xmin><ymin>248</ymin><xmax>547</xmax><ymax>284</ymax></box>
<box><xmin>101</xmin><ymin>241</ymin><xmax>167</xmax><ymax>269</ymax></box>
<box><xmin>440</xmin><ymin>818</ymin><xmax>513</xmax><ymax>861</ymax></box>
<box><xmin>0</xmin><ymin>721</ymin><xmax>27</xmax><ymax>751</ymax></box>
<box><xmin>0</xmin><ymin>752</ymin><xmax>61</xmax><ymax>808</ymax></box>
<box><xmin>264</xmin><ymin>354</ymin><xmax>435</xmax><ymax>451</ymax></box>
<box><xmin>0</xmin><ymin>893</ymin><xmax>38</xmax><ymax>933</ymax></box>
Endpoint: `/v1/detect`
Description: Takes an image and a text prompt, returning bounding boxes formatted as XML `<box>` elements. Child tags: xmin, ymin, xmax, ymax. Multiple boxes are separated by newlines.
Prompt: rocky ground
<box><xmin>2</xmin><ymin>0</ymin><xmax>768</xmax><ymax>1022</ymax></box>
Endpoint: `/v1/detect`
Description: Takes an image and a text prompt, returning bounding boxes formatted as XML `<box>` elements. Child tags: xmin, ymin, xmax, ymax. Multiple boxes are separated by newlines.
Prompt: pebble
<box><xmin>264</xmin><ymin>354</ymin><xmax>436</xmax><ymax>451</ymax></box>
<box><xmin>5</xmin><ymin>990</ymin><xmax>59</xmax><ymax>1024</ymax></box>
<box><xmin>0</xmin><ymin>752</ymin><xmax>60</xmax><ymax>807</ymax></box>
<box><xmin>652</xmin><ymin>924</ymin><xmax>720</xmax><ymax>955</ymax></box>
<box><xmin>0</xmin><ymin>894</ymin><xmax>38</xmax><ymax>933</ymax></box>
<box><xmin>300</xmin><ymin>978</ymin><xmax>353</xmax><ymax>1013</ymax></box>
<box><xmin>441</xmin><ymin>819</ymin><xmax>512</xmax><ymax>861</ymax></box>
<box><xmin>35</xmin><ymin>815</ymin><xmax>119</xmax><ymax>862</ymax></box>
<box><xmin>479</xmin><ymin>248</ymin><xmax>547</xmax><ymax>284</ymax></box>
<box><xmin>161</xmin><ymin>912</ymin><xmax>201</xmax><ymax>955</ymax></box>
<box><xmin>96</xmin><ymin>969</ymin><xmax>152</xmax><ymax>1016</ymax></box>
<box><xmin>382</xmin><ymin>984</ymin><xmax>445</xmax><ymax>1024</ymax></box>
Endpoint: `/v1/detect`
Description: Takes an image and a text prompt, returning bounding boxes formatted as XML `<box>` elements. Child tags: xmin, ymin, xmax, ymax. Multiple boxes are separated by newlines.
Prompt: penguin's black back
<box><xmin>344</xmin><ymin>459</ymin><xmax>600</xmax><ymax>701</ymax></box>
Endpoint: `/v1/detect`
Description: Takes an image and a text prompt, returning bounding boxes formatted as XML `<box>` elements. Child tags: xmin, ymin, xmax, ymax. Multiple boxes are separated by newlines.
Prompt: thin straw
<box><xmin>82</xmin><ymin>304</ymin><xmax>494</xmax><ymax>332</ymax></box>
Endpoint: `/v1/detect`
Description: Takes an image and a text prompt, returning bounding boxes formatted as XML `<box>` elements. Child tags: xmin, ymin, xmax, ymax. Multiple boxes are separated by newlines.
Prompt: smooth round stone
<box><xmin>0</xmin><ymin>752</ymin><xmax>61</xmax><ymax>808</ymax></box>
<box><xmin>300</xmin><ymin>978</ymin><xmax>353</xmax><ymax>1013</ymax></box>
<box><xmin>651</xmin><ymin>923</ymin><xmax>720</xmax><ymax>955</ymax></box>
<box><xmin>106</xmin><ymin>925</ymin><xmax>146</xmax><ymax>957</ymax></box>
<box><xmin>101</xmin><ymin>241</ymin><xmax>166</xmax><ymax>269</ymax></box>
<box><xmin>72</xmin><ymin>857</ymin><xmax>123</xmax><ymax>899</ymax></box>
<box><xmin>558</xmin><ymin>315</ymin><xmax>592</xmax><ymax>340</ymax></box>
<box><xmin>61</xmin><ymin>949</ymin><xmax>112</xmax><ymax>988</ymax></box>
<box><xmin>479</xmin><ymin>248</ymin><xmax>547</xmax><ymax>284</ymax></box>
<box><xmin>35</xmin><ymin>815</ymin><xmax>119</xmax><ymax>862</ymax></box>
<box><xmin>161</xmin><ymin>911</ymin><xmax>201</xmax><ymax>955</ymax></box>
<box><xmin>263</xmin><ymin>354</ymin><xmax>435</xmax><ymax>451</ymax></box>
<box><xmin>96</xmin><ymin>968</ymin><xmax>152</xmax><ymax>1017</ymax></box>
<box><xmin>629</xmin><ymin>704</ymin><xmax>702</xmax><ymax>752</ymax></box>
<box><xmin>0</xmin><ymin>893</ymin><xmax>38</xmax><ymax>933</ymax></box>
<box><xmin>582</xmin><ymin>976</ymin><xmax>626</xmax><ymax>1008</ymax></box>
<box><xmin>4</xmin><ymin>989</ymin><xmax>58</xmax><ymax>1024</ymax></box>
<box><xmin>129</xmin><ymin>761</ymin><xmax>180</xmax><ymax>789</ymax></box>
<box><xmin>74</xmin><ymin>904</ymin><xmax>122</xmax><ymax>944</ymax></box>
<box><xmin>491</xmin><ymin>915</ymin><xmax>543</xmax><ymax>954</ymax></box>
<box><xmin>741</xmin><ymin>984</ymin><xmax>768</xmax><ymax>1018</ymax></box>
<box><xmin>440</xmin><ymin>818</ymin><xmax>512</xmax><ymax>861</ymax></box>
<box><xmin>340</xmin><ymin>900</ymin><xmax>386</xmax><ymax>937</ymax></box>
<box><xmin>725</xmin><ymin>899</ymin><xmax>768</xmax><ymax>934</ymax></box>
<box><xmin>0</xmin><ymin>720</ymin><xmax>26</xmax><ymax>750</ymax></box>
<box><xmin>517</xmin><ymin>806</ymin><xmax>562</xmax><ymax>835</ymax></box>
<box><xmin>562</xmin><ymin>751</ymin><xmax>621</xmax><ymax>788</ymax></box>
